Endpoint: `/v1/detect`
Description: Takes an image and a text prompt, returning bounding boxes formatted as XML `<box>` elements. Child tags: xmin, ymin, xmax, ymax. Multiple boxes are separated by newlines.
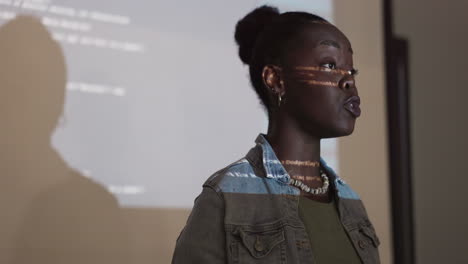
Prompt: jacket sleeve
<box><xmin>172</xmin><ymin>186</ymin><xmax>226</xmax><ymax>264</ymax></box>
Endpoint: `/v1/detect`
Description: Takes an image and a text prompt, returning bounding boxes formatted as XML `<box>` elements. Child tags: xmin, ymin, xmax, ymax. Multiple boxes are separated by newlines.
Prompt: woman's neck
<box><xmin>266</xmin><ymin>116</ymin><xmax>321</xmax><ymax>175</ymax></box>
<box><xmin>267</xmin><ymin>115</ymin><xmax>331</xmax><ymax>202</ymax></box>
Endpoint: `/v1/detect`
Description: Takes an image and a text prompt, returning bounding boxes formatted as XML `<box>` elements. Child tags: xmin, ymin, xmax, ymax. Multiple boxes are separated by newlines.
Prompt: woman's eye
<box><xmin>321</xmin><ymin>63</ymin><xmax>336</xmax><ymax>70</ymax></box>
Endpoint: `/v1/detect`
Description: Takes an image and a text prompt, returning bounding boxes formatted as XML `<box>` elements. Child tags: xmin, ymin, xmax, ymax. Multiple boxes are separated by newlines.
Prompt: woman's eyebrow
<box><xmin>317</xmin><ymin>39</ymin><xmax>353</xmax><ymax>54</ymax></box>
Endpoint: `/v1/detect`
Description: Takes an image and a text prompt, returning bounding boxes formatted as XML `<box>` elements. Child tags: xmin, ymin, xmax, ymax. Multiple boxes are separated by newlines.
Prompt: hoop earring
<box><xmin>278</xmin><ymin>94</ymin><xmax>283</xmax><ymax>107</ymax></box>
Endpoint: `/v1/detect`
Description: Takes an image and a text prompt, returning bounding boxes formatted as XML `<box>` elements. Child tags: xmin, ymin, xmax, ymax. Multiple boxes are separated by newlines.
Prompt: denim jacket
<box><xmin>172</xmin><ymin>135</ymin><xmax>381</xmax><ymax>264</ymax></box>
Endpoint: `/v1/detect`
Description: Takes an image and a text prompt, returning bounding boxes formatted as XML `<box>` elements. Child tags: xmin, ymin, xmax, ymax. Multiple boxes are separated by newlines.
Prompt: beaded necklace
<box><xmin>288</xmin><ymin>169</ymin><xmax>329</xmax><ymax>195</ymax></box>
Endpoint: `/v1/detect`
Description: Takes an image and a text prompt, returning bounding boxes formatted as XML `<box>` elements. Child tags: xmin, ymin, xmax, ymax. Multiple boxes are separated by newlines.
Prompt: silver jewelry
<box><xmin>278</xmin><ymin>94</ymin><xmax>282</xmax><ymax>106</ymax></box>
<box><xmin>288</xmin><ymin>170</ymin><xmax>329</xmax><ymax>195</ymax></box>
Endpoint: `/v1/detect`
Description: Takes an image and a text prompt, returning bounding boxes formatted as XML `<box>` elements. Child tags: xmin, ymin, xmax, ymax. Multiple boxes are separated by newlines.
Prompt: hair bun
<box><xmin>234</xmin><ymin>5</ymin><xmax>280</xmax><ymax>65</ymax></box>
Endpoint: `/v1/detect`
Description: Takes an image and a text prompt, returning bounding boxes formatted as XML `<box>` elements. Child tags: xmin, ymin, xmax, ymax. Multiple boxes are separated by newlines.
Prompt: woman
<box><xmin>172</xmin><ymin>5</ymin><xmax>380</xmax><ymax>264</ymax></box>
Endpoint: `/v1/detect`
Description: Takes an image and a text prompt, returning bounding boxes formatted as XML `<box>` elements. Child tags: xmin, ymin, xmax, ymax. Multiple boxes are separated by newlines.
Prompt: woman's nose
<box><xmin>339</xmin><ymin>77</ymin><xmax>356</xmax><ymax>91</ymax></box>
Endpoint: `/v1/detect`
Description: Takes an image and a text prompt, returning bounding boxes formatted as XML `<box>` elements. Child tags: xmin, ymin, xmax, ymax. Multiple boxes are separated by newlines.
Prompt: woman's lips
<box><xmin>343</xmin><ymin>95</ymin><xmax>361</xmax><ymax>118</ymax></box>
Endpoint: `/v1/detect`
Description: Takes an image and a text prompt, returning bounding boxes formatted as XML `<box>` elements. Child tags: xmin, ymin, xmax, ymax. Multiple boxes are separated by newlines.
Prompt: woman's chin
<box><xmin>323</xmin><ymin>122</ymin><xmax>356</xmax><ymax>138</ymax></box>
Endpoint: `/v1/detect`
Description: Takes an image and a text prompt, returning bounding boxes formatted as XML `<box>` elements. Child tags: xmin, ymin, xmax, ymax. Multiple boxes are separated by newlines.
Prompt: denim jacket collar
<box><xmin>247</xmin><ymin>134</ymin><xmax>339</xmax><ymax>185</ymax></box>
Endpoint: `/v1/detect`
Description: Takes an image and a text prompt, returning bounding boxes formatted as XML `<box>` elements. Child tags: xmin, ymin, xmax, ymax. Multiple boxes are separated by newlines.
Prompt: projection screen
<box><xmin>0</xmin><ymin>0</ymin><xmax>337</xmax><ymax>208</ymax></box>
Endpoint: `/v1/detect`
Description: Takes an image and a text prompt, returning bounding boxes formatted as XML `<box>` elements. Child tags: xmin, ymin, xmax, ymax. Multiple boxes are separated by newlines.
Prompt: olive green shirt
<box><xmin>299</xmin><ymin>195</ymin><xmax>362</xmax><ymax>264</ymax></box>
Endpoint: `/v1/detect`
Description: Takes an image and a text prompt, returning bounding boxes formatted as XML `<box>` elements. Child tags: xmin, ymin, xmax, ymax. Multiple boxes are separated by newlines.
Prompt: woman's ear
<box><xmin>262</xmin><ymin>65</ymin><xmax>285</xmax><ymax>96</ymax></box>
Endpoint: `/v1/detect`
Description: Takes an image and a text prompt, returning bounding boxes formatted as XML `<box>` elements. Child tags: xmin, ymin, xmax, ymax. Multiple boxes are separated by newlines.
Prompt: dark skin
<box><xmin>262</xmin><ymin>23</ymin><xmax>358</xmax><ymax>202</ymax></box>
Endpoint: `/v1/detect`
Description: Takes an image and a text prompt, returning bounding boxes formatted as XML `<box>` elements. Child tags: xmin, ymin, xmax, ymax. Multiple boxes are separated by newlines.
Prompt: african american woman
<box><xmin>172</xmin><ymin>5</ymin><xmax>380</xmax><ymax>264</ymax></box>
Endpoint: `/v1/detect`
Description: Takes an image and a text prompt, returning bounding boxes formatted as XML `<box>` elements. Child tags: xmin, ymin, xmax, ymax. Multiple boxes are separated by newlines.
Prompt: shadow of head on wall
<box><xmin>0</xmin><ymin>15</ymin><xmax>130</xmax><ymax>264</ymax></box>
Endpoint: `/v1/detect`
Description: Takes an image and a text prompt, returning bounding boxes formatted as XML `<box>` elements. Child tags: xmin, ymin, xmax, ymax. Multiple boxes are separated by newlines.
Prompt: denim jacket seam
<box><xmin>201</xmin><ymin>184</ymin><xmax>225</xmax><ymax>202</ymax></box>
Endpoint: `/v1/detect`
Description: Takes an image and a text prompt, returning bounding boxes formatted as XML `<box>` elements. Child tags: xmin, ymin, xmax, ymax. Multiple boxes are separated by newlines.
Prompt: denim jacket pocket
<box><xmin>346</xmin><ymin>220</ymin><xmax>381</xmax><ymax>264</ymax></box>
<box><xmin>360</xmin><ymin>223</ymin><xmax>380</xmax><ymax>248</ymax></box>
<box><xmin>230</xmin><ymin>224</ymin><xmax>287</xmax><ymax>264</ymax></box>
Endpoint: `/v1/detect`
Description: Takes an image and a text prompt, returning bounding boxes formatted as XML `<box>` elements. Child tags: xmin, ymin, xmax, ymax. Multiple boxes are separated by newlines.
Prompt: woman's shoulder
<box><xmin>202</xmin><ymin>157</ymin><xmax>265</xmax><ymax>193</ymax></box>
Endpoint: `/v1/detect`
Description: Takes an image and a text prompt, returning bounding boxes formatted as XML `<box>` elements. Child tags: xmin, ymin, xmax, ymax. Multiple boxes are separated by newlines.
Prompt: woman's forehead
<box><xmin>281</xmin><ymin>23</ymin><xmax>353</xmax><ymax>66</ymax></box>
<box><xmin>297</xmin><ymin>23</ymin><xmax>352</xmax><ymax>53</ymax></box>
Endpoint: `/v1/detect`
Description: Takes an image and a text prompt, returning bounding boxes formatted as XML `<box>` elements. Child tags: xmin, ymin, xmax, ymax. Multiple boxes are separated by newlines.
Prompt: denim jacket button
<box><xmin>254</xmin><ymin>238</ymin><xmax>264</xmax><ymax>252</ymax></box>
<box><xmin>358</xmin><ymin>240</ymin><xmax>367</xmax><ymax>249</ymax></box>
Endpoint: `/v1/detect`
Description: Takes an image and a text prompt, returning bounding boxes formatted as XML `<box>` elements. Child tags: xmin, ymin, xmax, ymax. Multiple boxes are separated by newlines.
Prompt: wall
<box><xmin>393</xmin><ymin>1</ymin><xmax>468</xmax><ymax>263</ymax></box>
<box><xmin>334</xmin><ymin>0</ymin><xmax>392</xmax><ymax>263</ymax></box>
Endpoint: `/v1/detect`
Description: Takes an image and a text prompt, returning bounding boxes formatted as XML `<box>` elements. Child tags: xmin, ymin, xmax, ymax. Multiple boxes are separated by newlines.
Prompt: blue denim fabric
<box><xmin>210</xmin><ymin>134</ymin><xmax>360</xmax><ymax>200</ymax></box>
